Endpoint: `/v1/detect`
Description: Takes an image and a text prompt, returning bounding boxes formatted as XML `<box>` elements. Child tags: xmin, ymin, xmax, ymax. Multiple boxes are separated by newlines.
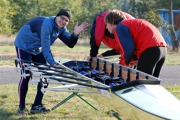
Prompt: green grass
<box><xmin>165</xmin><ymin>52</ymin><xmax>180</xmax><ymax>65</ymax></box>
<box><xmin>1</xmin><ymin>45</ymin><xmax>180</xmax><ymax>66</ymax></box>
<box><xmin>166</xmin><ymin>86</ymin><xmax>180</xmax><ymax>99</ymax></box>
<box><xmin>0</xmin><ymin>45</ymin><xmax>15</xmax><ymax>52</ymax></box>
<box><xmin>0</xmin><ymin>45</ymin><xmax>108</xmax><ymax>66</ymax></box>
<box><xmin>0</xmin><ymin>84</ymin><xmax>118</xmax><ymax>120</ymax></box>
<box><xmin>0</xmin><ymin>84</ymin><xmax>179</xmax><ymax>120</ymax></box>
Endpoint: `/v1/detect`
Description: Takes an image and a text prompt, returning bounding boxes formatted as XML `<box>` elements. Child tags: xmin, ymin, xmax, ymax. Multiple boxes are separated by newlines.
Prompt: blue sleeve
<box><xmin>41</xmin><ymin>20</ymin><xmax>56</xmax><ymax>65</ymax></box>
<box><xmin>116</xmin><ymin>23</ymin><xmax>135</xmax><ymax>64</ymax></box>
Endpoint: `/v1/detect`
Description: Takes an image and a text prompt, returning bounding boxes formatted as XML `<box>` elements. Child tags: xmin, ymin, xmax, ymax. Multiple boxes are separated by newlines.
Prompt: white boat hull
<box><xmin>113</xmin><ymin>84</ymin><xmax>180</xmax><ymax>120</ymax></box>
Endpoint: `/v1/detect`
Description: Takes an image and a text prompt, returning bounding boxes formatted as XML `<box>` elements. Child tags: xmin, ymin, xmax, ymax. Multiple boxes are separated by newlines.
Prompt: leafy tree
<box><xmin>0</xmin><ymin>0</ymin><xmax>13</xmax><ymax>35</ymax></box>
<box><xmin>2</xmin><ymin>0</ymin><xmax>180</xmax><ymax>36</ymax></box>
<box><xmin>157</xmin><ymin>0</ymin><xmax>180</xmax><ymax>10</ymax></box>
<box><xmin>9</xmin><ymin>0</ymin><xmax>38</xmax><ymax>33</ymax></box>
<box><xmin>117</xmin><ymin>0</ymin><xmax>132</xmax><ymax>13</ymax></box>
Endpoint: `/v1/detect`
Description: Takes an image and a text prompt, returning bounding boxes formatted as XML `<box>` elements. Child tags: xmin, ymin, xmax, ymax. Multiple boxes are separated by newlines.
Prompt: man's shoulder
<box><xmin>41</xmin><ymin>16</ymin><xmax>56</xmax><ymax>28</ymax></box>
<box><xmin>42</xmin><ymin>16</ymin><xmax>55</xmax><ymax>23</ymax></box>
<box><xmin>27</xmin><ymin>16</ymin><xmax>47</xmax><ymax>22</ymax></box>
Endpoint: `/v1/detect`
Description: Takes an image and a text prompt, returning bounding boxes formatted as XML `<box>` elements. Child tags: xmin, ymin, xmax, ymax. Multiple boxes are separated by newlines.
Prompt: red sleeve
<box><xmin>95</xmin><ymin>11</ymin><xmax>109</xmax><ymax>46</ymax></box>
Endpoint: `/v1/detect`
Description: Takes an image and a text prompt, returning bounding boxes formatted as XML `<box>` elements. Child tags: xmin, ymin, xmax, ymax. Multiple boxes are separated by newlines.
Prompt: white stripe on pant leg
<box><xmin>17</xmin><ymin>48</ymin><xmax>24</xmax><ymax>98</ymax></box>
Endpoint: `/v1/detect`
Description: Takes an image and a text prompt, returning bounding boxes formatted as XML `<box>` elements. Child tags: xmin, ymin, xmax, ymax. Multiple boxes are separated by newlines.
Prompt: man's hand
<box><xmin>73</xmin><ymin>21</ymin><xmax>88</xmax><ymax>35</ymax></box>
<box><xmin>97</xmin><ymin>54</ymin><xmax>103</xmax><ymax>58</ymax></box>
<box><xmin>86</xmin><ymin>56</ymin><xmax>92</xmax><ymax>62</ymax></box>
<box><xmin>129</xmin><ymin>60</ymin><xmax>137</xmax><ymax>66</ymax></box>
<box><xmin>54</xmin><ymin>61</ymin><xmax>61</xmax><ymax>66</ymax></box>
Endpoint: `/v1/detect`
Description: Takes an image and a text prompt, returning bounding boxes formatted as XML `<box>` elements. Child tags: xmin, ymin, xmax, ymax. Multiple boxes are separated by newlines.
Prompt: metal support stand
<box><xmin>51</xmin><ymin>92</ymin><xmax>98</xmax><ymax>111</ymax></box>
<box><xmin>109</xmin><ymin>110</ymin><xmax>122</xmax><ymax>120</ymax></box>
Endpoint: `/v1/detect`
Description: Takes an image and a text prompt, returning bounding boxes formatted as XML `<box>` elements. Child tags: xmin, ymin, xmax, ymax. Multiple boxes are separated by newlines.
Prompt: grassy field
<box><xmin>0</xmin><ymin>85</ymin><xmax>119</xmax><ymax>120</ymax></box>
<box><xmin>0</xmin><ymin>44</ymin><xmax>109</xmax><ymax>66</ymax></box>
<box><xmin>1</xmin><ymin>45</ymin><xmax>180</xmax><ymax>66</ymax></box>
<box><xmin>0</xmin><ymin>84</ymin><xmax>180</xmax><ymax>120</ymax></box>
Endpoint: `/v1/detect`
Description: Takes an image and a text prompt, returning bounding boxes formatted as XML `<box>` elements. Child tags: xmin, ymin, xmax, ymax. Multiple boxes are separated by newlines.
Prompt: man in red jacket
<box><xmin>88</xmin><ymin>10</ymin><xmax>135</xmax><ymax>61</ymax></box>
<box><xmin>104</xmin><ymin>10</ymin><xmax>167</xmax><ymax>78</ymax></box>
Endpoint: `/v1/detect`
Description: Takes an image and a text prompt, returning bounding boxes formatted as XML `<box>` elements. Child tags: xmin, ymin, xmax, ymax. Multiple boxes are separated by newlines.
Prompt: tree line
<box><xmin>1</xmin><ymin>0</ymin><xmax>180</xmax><ymax>36</ymax></box>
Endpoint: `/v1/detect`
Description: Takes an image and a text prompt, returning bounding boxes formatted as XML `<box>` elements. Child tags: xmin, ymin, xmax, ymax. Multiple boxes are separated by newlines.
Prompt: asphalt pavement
<box><xmin>0</xmin><ymin>65</ymin><xmax>180</xmax><ymax>87</ymax></box>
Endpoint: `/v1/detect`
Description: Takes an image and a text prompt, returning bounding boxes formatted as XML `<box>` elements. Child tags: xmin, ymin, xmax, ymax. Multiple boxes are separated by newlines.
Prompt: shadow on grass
<box><xmin>0</xmin><ymin>94</ymin><xmax>8</xmax><ymax>99</ymax></box>
<box><xmin>0</xmin><ymin>108</ymin><xmax>39</xmax><ymax>120</ymax></box>
<box><xmin>0</xmin><ymin>108</ymin><xmax>16</xmax><ymax>120</ymax></box>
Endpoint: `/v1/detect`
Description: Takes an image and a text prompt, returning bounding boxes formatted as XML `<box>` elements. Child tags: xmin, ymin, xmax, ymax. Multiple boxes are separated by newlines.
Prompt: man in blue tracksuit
<box><xmin>14</xmin><ymin>8</ymin><xmax>88</xmax><ymax>115</ymax></box>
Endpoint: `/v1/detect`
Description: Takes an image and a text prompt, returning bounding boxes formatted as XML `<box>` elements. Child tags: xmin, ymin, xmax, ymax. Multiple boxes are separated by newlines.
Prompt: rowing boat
<box><xmin>63</xmin><ymin>58</ymin><xmax>180</xmax><ymax>120</ymax></box>
<box><xmin>15</xmin><ymin>58</ymin><xmax>180</xmax><ymax>120</ymax></box>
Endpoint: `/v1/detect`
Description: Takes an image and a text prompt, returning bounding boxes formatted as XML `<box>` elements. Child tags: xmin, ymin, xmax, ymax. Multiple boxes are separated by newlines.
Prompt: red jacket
<box><xmin>95</xmin><ymin>10</ymin><xmax>135</xmax><ymax>48</ymax></box>
<box><xmin>90</xmin><ymin>10</ymin><xmax>134</xmax><ymax>57</ymax></box>
<box><xmin>114</xmin><ymin>19</ymin><xmax>167</xmax><ymax>66</ymax></box>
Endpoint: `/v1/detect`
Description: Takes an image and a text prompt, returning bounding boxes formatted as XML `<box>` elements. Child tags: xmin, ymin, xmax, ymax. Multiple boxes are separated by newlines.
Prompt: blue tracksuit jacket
<box><xmin>14</xmin><ymin>16</ymin><xmax>78</xmax><ymax>65</ymax></box>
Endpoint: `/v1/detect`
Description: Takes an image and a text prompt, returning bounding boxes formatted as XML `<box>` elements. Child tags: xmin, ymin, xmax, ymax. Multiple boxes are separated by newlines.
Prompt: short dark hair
<box><xmin>105</xmin><ymin>10</ymin><xmax>125</xmax><ymax>25</ymax></box>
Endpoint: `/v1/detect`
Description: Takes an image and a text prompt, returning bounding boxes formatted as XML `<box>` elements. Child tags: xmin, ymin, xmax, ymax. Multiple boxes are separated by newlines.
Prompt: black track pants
<box><xmin>137</xmin><ymin>46</ymin><xmax>167</xmax><ymax>78</ymax></box>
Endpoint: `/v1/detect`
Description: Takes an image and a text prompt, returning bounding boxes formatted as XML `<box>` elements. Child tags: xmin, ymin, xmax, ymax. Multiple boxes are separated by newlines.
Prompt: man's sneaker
<box><xmin>30</xmin><ymin>104</ymin><xmax>50</xmax><ymax>114</ymax></box>
<box><xmin>17</xmin><ymin>106</ymin><xmax>28</xmax><ymax>115</ymax></box>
